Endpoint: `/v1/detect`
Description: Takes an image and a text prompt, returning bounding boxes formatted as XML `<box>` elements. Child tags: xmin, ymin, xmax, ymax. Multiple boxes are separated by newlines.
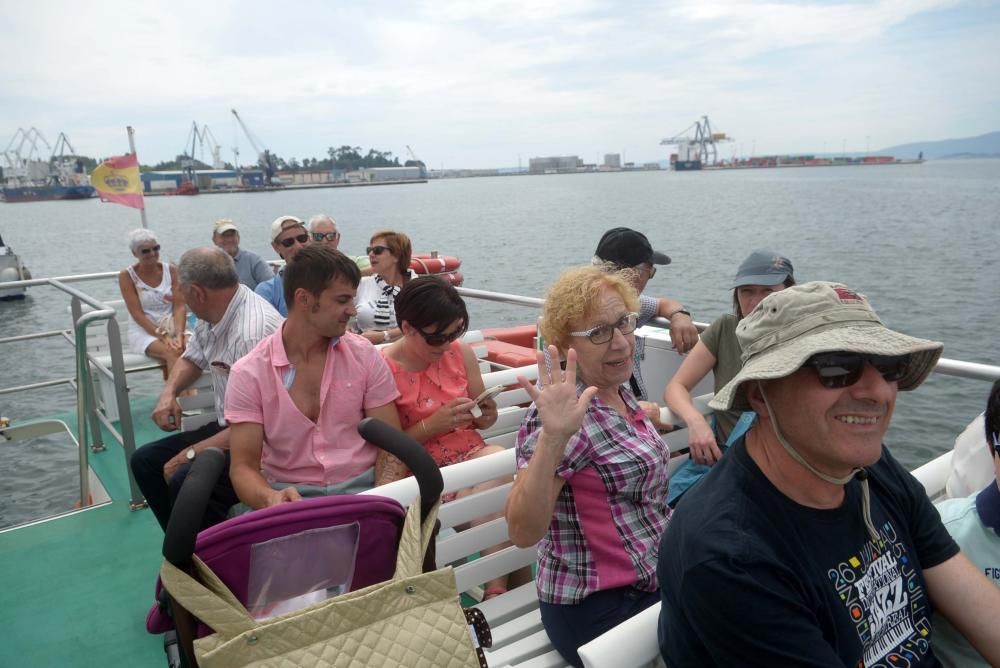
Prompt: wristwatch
<box><xmin>186</xmin><ymin>447</ymin><xmax>196</xmax><ymax>462</ymax></box>
<box><xmin>382</xmin><ymin>330</ymin><xmax>391</xmax><ymax>343</ymax></box>
<box><xmin>666</xmin><ymin>306</ymin><xmax>691</xmax><ymax>319</ymax></box>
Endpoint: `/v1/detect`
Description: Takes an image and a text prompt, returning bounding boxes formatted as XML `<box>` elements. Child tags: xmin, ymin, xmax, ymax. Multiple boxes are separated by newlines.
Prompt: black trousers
<box><xmin>129</xmin><ymin>422</ymin><xmax>238</xmax><ymax>531</ymax></box>
<box><xmin>538</xmin><ymin>585</ymin><xmax>659</xmax><ymax>667</ymax></box>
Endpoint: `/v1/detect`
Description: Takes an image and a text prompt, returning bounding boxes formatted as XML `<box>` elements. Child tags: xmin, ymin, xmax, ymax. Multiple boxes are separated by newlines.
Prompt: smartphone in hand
<box><xmin>469</xmin><ymin>384</ymin><xmax>505</xmax><ymax>418</ymax></box>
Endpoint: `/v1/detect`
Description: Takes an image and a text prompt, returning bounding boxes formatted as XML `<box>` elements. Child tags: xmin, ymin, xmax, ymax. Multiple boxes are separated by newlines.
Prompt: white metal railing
<box><xmin>0</xmin><ymin>272</ymin><xmax>147</xmax><ymax>511</ymax></box>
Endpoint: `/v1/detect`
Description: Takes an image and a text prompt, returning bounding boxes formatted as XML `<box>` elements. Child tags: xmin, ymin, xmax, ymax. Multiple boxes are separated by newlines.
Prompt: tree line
<box><xmin>1</xmin><ymin>146</ymin><xmax>423</xmax><ymax>177</ymax></box>
<box><xmin>142</xmin><ymin>145</ymin><xmax>419</xmax><ymax>173</ymax></box>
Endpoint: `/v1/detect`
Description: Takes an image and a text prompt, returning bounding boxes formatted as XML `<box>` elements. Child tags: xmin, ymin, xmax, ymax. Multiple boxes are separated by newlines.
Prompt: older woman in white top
<box><xmin>353</xmin><ymin>229</ymin><xmax>412</xmax><ymax>345</ymax></box>
<box><xmin>117</xmin><ymin>228</ymin><xmax>187</xmax><ymax>377</ymax></box>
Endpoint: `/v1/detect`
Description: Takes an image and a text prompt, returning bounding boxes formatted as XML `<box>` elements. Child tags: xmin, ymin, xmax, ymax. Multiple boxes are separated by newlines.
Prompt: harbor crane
<box><xmin>660</xmin><ymin>116</ymin><xmax>731</xmax><ymax>171</ymax></box>
<box><xmin>405</xmin><ymin>145</ymin><xmax>427</xmax><ymax>177</ymax></box>
<box><xmin>231</xmin><ymin>109</ymin><xmax>276</xmax><ymax>184</ymax></box>
<box><xmin>49</xmin><ymin>132</ymin><xmax>87</xmax><ymax>186</ymax></box>
<box><xmin>182</xmin><ymin>123</ymin><xmax>225</xmax><ymax>170</ymax></box>
<box><xmin>199</xmin><ymin>125</ymin><xmax>224</xmax><ymax>169</ymax></box>
<box><xmin>2</xmin><ymin>127</ymin><xmax>52</xmax><ymax>185</ymax></box>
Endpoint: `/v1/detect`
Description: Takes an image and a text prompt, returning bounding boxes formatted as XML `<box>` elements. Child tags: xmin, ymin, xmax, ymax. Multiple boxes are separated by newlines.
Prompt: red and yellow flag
<box><xmin>91</xmin><ymin>153</ymin><xmax>144</xmax><ymax>209</ymax></box>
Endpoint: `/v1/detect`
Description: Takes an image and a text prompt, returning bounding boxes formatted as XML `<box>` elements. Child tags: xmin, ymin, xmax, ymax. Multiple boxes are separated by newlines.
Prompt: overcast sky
<box><xmin>2</xmin><ymin>0</ymin><xmax>997</xmax><ymax>168</ymax></box>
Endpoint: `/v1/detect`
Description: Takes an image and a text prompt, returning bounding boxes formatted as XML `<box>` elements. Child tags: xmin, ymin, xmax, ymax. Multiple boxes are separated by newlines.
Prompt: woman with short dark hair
<box><xmin>381</xmin><ymin>276</ymin><xmax>528</xmax><ymax>599</ymax></box>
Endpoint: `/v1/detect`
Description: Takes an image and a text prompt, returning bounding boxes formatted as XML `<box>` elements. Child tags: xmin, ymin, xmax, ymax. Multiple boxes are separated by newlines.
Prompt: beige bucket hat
<box><xmin>709</xmin><ymin>281</ymin><xmax>943</xmax><ymax>411</ymax></box>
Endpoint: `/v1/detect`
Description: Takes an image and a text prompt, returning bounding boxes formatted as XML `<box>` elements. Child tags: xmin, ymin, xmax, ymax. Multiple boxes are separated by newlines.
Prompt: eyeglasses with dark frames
<box><xmin>312</xmin><ymin>232</ymin><xmax>340</xmax><ymax>242</ymax></box>
<box><xmin>366</xmin><ymin>245</ymin><xmax>391</xmax><ymax>256</ymax></box>
<box><xmin>569</xmin><ymin>312</ymin><xmax>639</xmax><ymax>345</ymax></box>
<box><xmin>417</xmin><ymin>324</ymin><xmax>467</xmax><ymax>347</ymax></box>
<box><xmin>140</xmin><ymin>245</ymin><xmax>161</xmax><ymax>255</ymax></box>
<box><xmin>804</xmin><ymin>352</ymin><xmax>911</xmax><ymax>389</ymax></box>
<box><xmin>278</xmin><ymin>233</ymin><xmax>309</xmax><ymax>248</ymax></box>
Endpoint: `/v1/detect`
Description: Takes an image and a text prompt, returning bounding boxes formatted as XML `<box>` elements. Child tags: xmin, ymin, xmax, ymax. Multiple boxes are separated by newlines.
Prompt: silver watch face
<box><xmin>186</xmin><ymin>448</ymin><xmax>196</xmax><ymax>461</ymax></box>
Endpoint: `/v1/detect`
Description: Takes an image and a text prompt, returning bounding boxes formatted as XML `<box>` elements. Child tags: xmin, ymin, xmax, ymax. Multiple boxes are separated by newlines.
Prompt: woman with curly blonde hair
<box><xmin>505</xmin><ymin>265</ymin><xmax>672</xmax><ymax>667</ymax></box>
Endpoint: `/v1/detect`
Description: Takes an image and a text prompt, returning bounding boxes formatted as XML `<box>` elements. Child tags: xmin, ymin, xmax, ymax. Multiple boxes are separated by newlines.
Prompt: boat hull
<box><xmin>673</xmin><ymin>160</ymin><xmax>702</xmax><ymax>171</ymax></box>
<box><xmin>2</xmin><ymin>185</ymin><xmax>96</xmax><ymax>203</ymax></box>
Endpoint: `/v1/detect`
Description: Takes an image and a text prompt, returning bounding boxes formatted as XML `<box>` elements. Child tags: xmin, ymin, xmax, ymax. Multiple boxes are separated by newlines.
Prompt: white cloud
<box><xmin>0</xmin><ymin>0</ymin><xmax>994</xmax><ymax>167</ymax></box>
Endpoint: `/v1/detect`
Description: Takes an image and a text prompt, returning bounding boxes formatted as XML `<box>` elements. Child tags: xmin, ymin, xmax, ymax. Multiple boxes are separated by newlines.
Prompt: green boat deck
<box><xmin>0</xmin><ymin>397</ymin><xmax>168</xmax><ymax>667</ymax></box>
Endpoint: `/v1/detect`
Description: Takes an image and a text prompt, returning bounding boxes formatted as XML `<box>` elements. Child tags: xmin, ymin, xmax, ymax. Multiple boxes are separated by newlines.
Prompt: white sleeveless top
<box><xmin>126</xmin><ymin>262</ymin><xmax>174</xmax><ymax>353</ymax></box>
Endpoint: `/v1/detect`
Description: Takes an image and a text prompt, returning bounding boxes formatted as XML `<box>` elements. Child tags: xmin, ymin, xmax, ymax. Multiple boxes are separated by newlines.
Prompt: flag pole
<box><xmin>126</xmin><ymin>125</ymin><xmax>149</xmax><ymax>229</ymax></box>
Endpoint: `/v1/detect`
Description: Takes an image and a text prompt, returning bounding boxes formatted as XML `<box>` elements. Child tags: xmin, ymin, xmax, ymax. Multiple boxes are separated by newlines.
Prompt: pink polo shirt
<box><xmin>225</xmin><ymin>327</ymin><xmax>400</xmax><ymax>486</ymax></box>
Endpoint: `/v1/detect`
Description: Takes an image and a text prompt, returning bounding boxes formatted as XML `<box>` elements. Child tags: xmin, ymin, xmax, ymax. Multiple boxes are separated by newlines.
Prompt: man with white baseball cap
<box><xmin>254</xmin><ymin>215</ymin><xmax>310</xmax><ymax>316</ymax></box>
<box><xmin>658</xmin><ymin>281</ymin><xmax>1000</xmax><ymax>666</ymax></box>
<box><xmin>211</xmin><ymin>219</ymin><xmax>273</xmax><ymax>290</ymax></box>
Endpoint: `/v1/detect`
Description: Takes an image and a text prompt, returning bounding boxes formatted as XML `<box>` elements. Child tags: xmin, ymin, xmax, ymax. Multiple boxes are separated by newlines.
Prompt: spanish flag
<box><xmin>91</xmin><ymin>153</ymin><xmax>144</xmax><ymax>209</ymax></box>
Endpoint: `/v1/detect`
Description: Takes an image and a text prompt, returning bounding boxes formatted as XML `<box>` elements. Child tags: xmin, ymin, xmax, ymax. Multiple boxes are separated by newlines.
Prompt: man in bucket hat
<box><xmin>657</xmin><ymin>281</ymin><xmax>1000</xmax><ymax>666</ymax></box>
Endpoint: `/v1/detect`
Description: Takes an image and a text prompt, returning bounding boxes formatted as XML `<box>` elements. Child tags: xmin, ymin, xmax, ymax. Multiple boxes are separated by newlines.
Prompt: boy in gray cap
<box><xmin>658</xmin><ymin>281</ymin><xmax>1000</xmax><ymax>666</ymax></box>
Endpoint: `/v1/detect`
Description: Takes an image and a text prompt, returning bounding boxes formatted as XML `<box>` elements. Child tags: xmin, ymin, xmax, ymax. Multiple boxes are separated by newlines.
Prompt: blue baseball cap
<box><xmin>733</xmin><ymin>249</ymin><xmax>794</xmax><ymax>288</ymax></box>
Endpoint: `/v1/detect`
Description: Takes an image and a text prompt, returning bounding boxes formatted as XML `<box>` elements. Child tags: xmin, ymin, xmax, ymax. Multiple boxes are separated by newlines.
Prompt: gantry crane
<box><xmin>405</xmin><ymin>145</ymin><xmax>427</xmax><ymax>177</ymax></box>
<box><xmin>660</xmin><ymin>116</ymin><xmax>731</xmax><ymax>171</ymax></box>
<box><xmin>2</xmin><ymin>127</ymin><xmax>52</xmax><ymax>185</ymax></box>
<box><xmin>231</xmin><ymin>109</ymin><xmax>276</xmax><ymax>184</ymax></box>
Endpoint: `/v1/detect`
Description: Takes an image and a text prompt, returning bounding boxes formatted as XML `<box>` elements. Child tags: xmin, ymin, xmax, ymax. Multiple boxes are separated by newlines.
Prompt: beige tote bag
<box><xmin>160</xmin><ymin>499</ymin><xmax>480</xmax><ymax>668</ymax></box>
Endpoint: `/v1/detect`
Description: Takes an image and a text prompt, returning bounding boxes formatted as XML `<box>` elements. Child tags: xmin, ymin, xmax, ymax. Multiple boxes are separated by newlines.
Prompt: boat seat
<box><xmin>577</xmin><ymin>602</ymin><xmax>664</xmax><ymax>668</ymax></box>
<box><xmin>71</xmin><ymin>299</ymin><xmax>164</xmax><ymax>422</ymax></box>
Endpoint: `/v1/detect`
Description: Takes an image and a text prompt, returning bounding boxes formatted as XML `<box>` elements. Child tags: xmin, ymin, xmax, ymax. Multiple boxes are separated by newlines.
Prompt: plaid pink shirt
<box><xmin>515</xmin><ymin>384</ymin><xmax>672</xmax><ymax>604</ymax></box>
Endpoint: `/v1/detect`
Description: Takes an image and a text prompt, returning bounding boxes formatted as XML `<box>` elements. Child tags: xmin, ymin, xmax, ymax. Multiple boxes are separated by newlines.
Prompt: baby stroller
<box><xmin>147</xmin><ymin>418</ymin><xmax>486</xmax><ymax>667</ymax></box>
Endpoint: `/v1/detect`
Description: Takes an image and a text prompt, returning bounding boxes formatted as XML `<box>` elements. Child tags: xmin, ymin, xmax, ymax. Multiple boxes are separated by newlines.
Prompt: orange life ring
<box><xmin>410</xmin><ymin>254</ymin><xmax>462</xmax><ymax>274</ymax></box>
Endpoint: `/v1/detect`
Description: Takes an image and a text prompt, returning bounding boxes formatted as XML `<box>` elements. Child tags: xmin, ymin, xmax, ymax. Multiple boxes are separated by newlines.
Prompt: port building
<box><xmin>529</xmin><ymin>156</ymin><xmax>580</xmax><ymax>174</ymax></box>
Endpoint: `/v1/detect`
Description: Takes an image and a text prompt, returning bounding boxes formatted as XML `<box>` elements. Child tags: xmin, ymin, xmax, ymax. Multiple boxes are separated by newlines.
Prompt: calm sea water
<box><xmin>2</xmin><ymin>160</ymin><xmax>998</xmax><ymax>526</ymax></box>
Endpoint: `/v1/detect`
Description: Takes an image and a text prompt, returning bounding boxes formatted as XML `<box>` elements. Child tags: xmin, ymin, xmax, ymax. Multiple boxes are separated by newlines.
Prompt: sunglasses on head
<box><xmin>312</xmin><ymin>232</ymin><xmax>339</xmax><ymax>242</ymax></box>
<box><xmin>278</xmin><ymin>233</ymin><xmax>309</xmax><ymax>248</ymax></box>
<box><xmin>804</xmin><ymin>352</ymin><xmax>911</xmax><ymax>389</ymax></box>
<box><xmin>366</xmin><ymin>245</ymin><xmax>391</xmax><ymax>255</ymax></box>
<box><xmin>140</xmin><ymin>245</ymin><xmax>161</xmax><ymax>255</ymax></box>
<box><xmin>417</xmin><ymin>325</ymin><xmax>466</xmax><ymax>347</ymax></box>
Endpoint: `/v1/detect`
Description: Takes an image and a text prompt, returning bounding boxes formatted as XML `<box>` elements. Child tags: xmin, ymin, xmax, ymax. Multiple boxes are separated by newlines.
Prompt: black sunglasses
<box><xmin>312</xmin><ymin>232</ymin><xmax>339</xmax><ymax>242</ymax></box>
<box><xmin>140</xmin><ymin>245</ymin><xmax>161</xmax><ymax>255</ymax></box>
<box><xmin>804</xmin><ymin>352</ymin><xmax>910</xmax><ymax>389</ymax></box>
<box><xmin>278</xmin><ymin>233</ymin><xmax>309</xmax><ymax>248</ymax></box>
<box><xmin>366</xmin><ymin>245</ymin><xmax>391</xmax><ymax>255</ymax></box>
<box><xmin>418</xmin><ymin>325</ymin><xmax>466</xmax><ymax>347</ymax></box>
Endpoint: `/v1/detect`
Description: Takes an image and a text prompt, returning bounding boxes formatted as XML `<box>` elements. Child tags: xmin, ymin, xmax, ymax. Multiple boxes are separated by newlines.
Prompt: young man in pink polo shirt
<box><xmin>226</xmin><ymin>245</ymin><xmax>404</xmax><ymax>509</ymax></box>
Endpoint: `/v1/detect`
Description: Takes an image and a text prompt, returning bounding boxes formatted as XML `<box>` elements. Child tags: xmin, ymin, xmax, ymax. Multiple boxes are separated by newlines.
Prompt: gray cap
<box><xmin>733</xmin><ymin>249</ymin><xmax>794</xmax><ymax>288</ymax></box>
<box><xmin>709</xmin><ymin>281</ymin><xmax>943</xmax><ymax>411</ymax></box>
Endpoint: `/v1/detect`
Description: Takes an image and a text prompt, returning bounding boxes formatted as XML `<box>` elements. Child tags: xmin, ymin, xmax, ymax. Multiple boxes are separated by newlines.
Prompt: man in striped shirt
<box><xmin>130</xmin><ymin>247</ymin><xmax>284</xmax><ymax>531</ymax></box>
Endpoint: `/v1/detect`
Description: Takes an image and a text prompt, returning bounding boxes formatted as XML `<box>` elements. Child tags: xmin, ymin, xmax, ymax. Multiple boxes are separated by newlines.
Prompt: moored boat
<box><xmin>0</xmin><ymin>232</ymin><xmax>30</xmax><ymax>299</ymax></box>
<box><xmin>1</xmin><ymin>183</ymin><xmax>96</xmax><ymax>203</ymax></box>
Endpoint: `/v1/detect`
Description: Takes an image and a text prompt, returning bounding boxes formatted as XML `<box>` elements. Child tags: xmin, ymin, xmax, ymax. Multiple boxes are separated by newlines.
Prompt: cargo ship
<box><xmin>2</xmin><ymin>183</ymin><xmax>96</xmax><ymax>203</ymax></box>
<box><xmin>701</xmin><ymin>154</ymin><xmax>925</xmax><ymax>170</ymax></box>
<box><xmin>2</xmin><ymin>129</ymin><xmax>96</xmax><ymax>203</ymax></box>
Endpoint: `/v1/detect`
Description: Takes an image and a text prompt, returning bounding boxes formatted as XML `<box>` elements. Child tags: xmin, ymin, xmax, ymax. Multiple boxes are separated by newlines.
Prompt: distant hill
<box><xmin>878</xmin><ymin>131</ymin><xmax>1000</xmax><ymax>160</ymax></box>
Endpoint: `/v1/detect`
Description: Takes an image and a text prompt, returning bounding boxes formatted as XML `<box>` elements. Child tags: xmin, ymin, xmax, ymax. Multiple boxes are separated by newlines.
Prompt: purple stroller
<box><xmin>146</xmin><ymin>418</ymin><xmax>445</xmax><ymax>667</ymax></box>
